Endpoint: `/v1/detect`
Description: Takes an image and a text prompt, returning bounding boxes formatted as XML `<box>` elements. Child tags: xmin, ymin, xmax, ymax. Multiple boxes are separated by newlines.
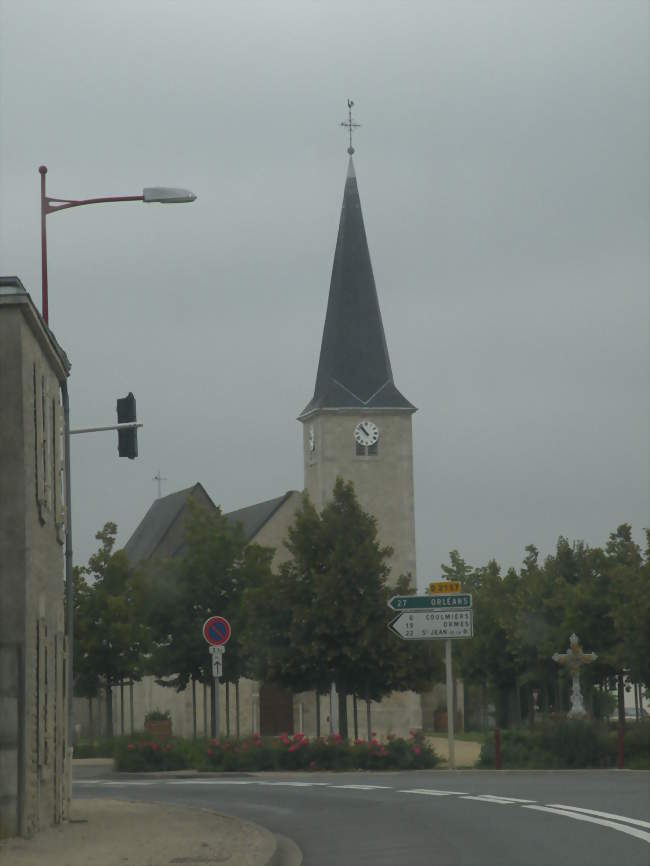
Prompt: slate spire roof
<box><xmin>300</xmin><ymin>157</ymin><xmax>414</xmax><ymax>418</ymax></box>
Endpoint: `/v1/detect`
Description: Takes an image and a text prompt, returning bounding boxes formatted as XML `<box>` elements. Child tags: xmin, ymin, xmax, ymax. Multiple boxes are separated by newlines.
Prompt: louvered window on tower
<box><xmin>356</xmin><ymin>441</ymin><xmax>379</xmax><ymax>457</ymax></box>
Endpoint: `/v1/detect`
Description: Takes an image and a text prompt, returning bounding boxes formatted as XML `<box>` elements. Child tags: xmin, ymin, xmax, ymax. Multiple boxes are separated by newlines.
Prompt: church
<box><xmin>102</xmin><ymin>138</ymin><xmax>431</xmax><ymax>740</ymax></box>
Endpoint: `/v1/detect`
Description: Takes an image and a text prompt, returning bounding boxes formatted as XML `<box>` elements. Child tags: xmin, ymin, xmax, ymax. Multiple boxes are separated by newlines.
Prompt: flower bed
<box><xmin>113</xmin><ymin>731</ymin><xmax>440</xmax><ymax>773</ymax></box>
<box><xmin>114</xmin><ymin>738</ymin><xmax>192</xmax><ymax>771</ymax></box>
<box><xmin>201</xmin><ymin>731</ymin><xmax>440</xmax><ymax>772</ymax></box>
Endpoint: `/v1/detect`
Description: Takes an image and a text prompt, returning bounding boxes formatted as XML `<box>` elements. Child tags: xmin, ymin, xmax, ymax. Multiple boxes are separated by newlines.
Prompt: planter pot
<box><xmin>144</xmin><ymin>720</ymin><xmax>172</xmax><ymax>738</ymax></box>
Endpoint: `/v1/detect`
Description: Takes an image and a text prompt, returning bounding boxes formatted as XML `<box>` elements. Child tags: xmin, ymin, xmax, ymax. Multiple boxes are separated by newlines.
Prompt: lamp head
<box><xmin>143</xmin><ymin>187</ymin><xmax>197</xmax><ymax>203</ymax></box>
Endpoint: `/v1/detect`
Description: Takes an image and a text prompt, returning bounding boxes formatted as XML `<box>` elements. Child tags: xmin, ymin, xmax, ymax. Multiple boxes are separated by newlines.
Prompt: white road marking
<box><xmin>256</xmin><ymin>781</ymin><xmax>329</xmax><ymax>787</ymax></box>
<box><xmin>546</xmin><ymin>804</ymin><xmax>650</xmax><ymax>830</ymax></box>
<box><xmin>473</xmin><ymin>795</ymin><xmax>537</xmax><ymax>804</ymax></box>
<box><xmin>399</xmin><ymin>789</ymin><xmax>469</xmax><ymax>796</ymax></box>
<box><xmin>73</xmin><ymin>780</ymin><xmax>106</xmax><ymax>785</ymax></box>
<box><xmin>168</xmin><ymin>779</ymin><xmax>253</xmax><ymax>785</ymax></box>
<box><xmin>329</xmin><ymin>784</ymin><xmax>393</xmax><ymax>790</ymax></box>
<box><xmin>523</xmin><ymin>805</ymin><xmax>650</xmax><ymax>844</ymax></box>
<box><xmin>460</xmin><ymin>796</ymin><xmax>514</xmax><ymax>805</ymax></box>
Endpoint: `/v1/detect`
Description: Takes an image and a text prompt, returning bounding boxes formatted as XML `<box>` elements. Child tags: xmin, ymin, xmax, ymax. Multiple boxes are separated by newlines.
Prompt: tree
<box><xmin>75</xmin><ymin>523</ymin><xmax>149</xmax><ymax>736</ymax></box>
<box><xmin>245</xmin><ymin>479</ymin><xmax>439</xmax><ymax>738</ymax></box>
<box><xmin>137</xmin><ymin>499</ymin><xmax>274</xmax><ymax>735</ymax></box>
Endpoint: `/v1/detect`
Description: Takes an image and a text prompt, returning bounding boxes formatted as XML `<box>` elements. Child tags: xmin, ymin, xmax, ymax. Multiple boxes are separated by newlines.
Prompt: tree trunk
<box><xmin>225</xmin><ymin>681</ymin><xmax>230</xmax><ymax>736</ymax></box>
<box><xmin>353</xmin><ymin>695</ymin><xmax>358</xmax><ymax>740</ymax></box>
<box><xmin>634</xmin><ymin>681</ymin><xmax>640</xmax><ymax>721</ymax></box>
<box><xmin>203</xmin><ymin>683</ymin><xmax>208</xmax><ymax>736</ymax></box>
<box><xmin>210</xmin><ymin>679</ymin><xmax>216</xmax><ymax>738</ymax></box>
<box><xmin>316</xmin><ymin>692</ymin><xmax>321</xmax><ymax>738</ymax></box>
<box><xmin>235</xmin><ymin>680</ymin><xmax>240</xmax><ymax>738</ymax></box>
<box><xmin>106</xmin><ymin>684</ymin><xmax>114</xmax><ymax>739</ymax></box>
<box><xmin>338</xmin><ymin>689</ymin><xmax>348</xmax><ymax>740</ymax></box>
<box><xmin>88</xmin><ymin>697</ymin><xmax>94</xmax><ymax>740</ymax></box>
<box><xmin>192</xmin><ymin>679</ymin><xmax>197</xmax><ymax>739</ymax></box>
<box><xmin>365</xmin><ymin>681</ymin><xmax>372</xmax><ymax>741</ymax></box>
<box><xmin>120</xmin><ymin>681</ymin><xmax>125</xmax><ymax>734</ymax></box>
<box><xmin>130</xmin><ymin>682</ymin><xmax>134</xmax><ymax>733</ymax></box>
<box><xmin>617</xmin><ymin>672</ymin><xmax>626</xmax><ymax>728</ymax></box>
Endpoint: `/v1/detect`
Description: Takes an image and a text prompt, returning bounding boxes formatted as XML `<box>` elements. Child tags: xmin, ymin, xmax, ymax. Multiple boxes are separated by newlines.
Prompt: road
<box><xmin>74</xmin><ymin>765</ymin><xmax>649</xmax><ymax>866</ymax></box>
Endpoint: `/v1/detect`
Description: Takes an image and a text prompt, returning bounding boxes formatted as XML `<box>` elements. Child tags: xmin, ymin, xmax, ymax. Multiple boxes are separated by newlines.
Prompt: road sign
<box><xmin>203</xmin><ymin>616</ymin><xmax>231</xmax><ymax>646</ymax></box>
<box><xmin>388</xmin><ymin>609</ymin><xmax>473</xmax><ymax>640</ymax></box>
<box><xmin>209</xmin><ymin>645</ymin><xmax>224</xmax><ymax>677</ymax></box>
<box><xmin>428</xmin><ymin>580</ymin><xmax>461</xmax><ymax>594</ymax></box>
<box><xmin>388</xmin><ymin>593</ymin><xmax>472</xmax><ymax>611</ymax></box>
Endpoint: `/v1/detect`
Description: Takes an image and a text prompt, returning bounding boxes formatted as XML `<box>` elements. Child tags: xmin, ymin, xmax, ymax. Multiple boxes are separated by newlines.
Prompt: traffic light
<box><xmin>117</xmin><ymin>392</ymin><xmax>138</xmax><ymax>459</ymax></box>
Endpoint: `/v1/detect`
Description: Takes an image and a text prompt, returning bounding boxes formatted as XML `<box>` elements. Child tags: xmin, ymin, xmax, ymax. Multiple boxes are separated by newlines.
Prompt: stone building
<box><xmin>0</xmin><ymin>277</ymin><xmax>69</xmax><ymax>837</ymax></box>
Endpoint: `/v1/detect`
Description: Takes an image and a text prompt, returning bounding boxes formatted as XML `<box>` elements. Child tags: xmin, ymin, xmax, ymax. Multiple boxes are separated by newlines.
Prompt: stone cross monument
<box><xmin>552</xmin><ymin>633</ymin><xmax>598</xmax><ymax>718</ymax></box>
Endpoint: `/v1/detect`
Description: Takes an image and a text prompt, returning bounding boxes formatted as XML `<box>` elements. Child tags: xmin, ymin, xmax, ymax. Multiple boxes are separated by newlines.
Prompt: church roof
<box><xmin>123</xmin><ymin>483</ymin><xmax>214</xmax><ymax>563</ymax></box>
<box><xmin>300</xmin><ymin>157</ymin><xmax>415</xmax><ymax>418</ymax></box>
<box><xmin>225</xmin><ymin>490</ymin><xmax>297</xmax><ymax>540</ymax></box>
<box><xmin>123</xmin><ymin>484</ymin><xmax>299</xmax><ymax>564</ymax></box>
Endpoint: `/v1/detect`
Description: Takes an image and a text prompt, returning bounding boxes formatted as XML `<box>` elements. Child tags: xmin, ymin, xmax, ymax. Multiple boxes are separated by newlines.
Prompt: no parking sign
<box><xmin>202</xmin><ymin>615</ymin><xmax>231</xmax><ymax>646</ymax></box>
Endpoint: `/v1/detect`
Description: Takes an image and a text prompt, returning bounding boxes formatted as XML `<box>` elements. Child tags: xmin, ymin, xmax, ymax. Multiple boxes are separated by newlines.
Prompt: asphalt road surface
<box><xmin>74</xmin><ymin>765</ymin><xmax>650</xmax><ymax>866</ymax></box>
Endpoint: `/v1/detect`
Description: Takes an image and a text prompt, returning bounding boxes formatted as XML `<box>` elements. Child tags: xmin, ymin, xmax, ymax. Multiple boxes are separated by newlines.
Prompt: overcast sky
<box><xmin>1</xmin><ymin>1</ymin><xmax>648</xmax><ymax>587</ymax></box>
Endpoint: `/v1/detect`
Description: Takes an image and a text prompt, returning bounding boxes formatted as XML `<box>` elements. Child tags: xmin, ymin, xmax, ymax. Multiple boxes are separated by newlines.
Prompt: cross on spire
<box><xmin>340</xmin><ymin>99</ymin><xmax>361</xmax><ymax>155</ymax></box>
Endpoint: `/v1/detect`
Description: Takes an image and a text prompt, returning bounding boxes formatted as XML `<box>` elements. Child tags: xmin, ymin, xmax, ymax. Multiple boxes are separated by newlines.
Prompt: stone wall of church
<box><xmin>249</xmin><ymin>491</ymin><xmax>303</xmax><ymax>568</ymax></box>
<box><xmin>73</xmin><ymin>676</ymin><xmax>259</xmax><ymax>741</ymax></box>
<box><xmin>292</xmin><ymin>689</ymin><xmax>423</xmax><ymax>740</ymax></box>
<box><xmin>303</xmin><ymin>409</ymin><xmax>417</xmax><ymax>585</ymax></box>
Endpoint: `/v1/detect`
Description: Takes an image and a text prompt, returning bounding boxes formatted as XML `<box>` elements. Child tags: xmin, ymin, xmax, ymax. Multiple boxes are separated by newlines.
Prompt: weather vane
<box><xmin>340</xmin><ymin>99</ymin><xmax>361</xmax><ymax>155</ymax></box>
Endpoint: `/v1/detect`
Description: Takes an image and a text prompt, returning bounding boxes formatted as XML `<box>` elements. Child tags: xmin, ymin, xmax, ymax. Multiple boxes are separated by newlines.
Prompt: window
<box><xmin>356</xmin><ymin>441</ymin><xmax>379</xmax><ymax>457</ymax></box>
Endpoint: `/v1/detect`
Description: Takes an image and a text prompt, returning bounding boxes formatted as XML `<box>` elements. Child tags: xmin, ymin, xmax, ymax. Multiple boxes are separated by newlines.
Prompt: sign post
<box><xmin>445</xmin><ymin>637</ymin><xmax>455</xmax><ymax>770</ymax></box>
<box><xmin>387</xmin><ymin>582</ymin><xmax>474</xmax><ymax>770</ymax></box>
<box><xmin>203</xmin><ymin>616</ymin><xmax>231</xmax><ymax>738</ymax></box>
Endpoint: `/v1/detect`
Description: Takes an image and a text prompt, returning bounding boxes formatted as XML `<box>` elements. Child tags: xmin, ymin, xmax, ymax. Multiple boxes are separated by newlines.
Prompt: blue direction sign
<box><xmin>203</xmin><ymin>616</ymin><xmax>231</xmax><ymax>646</ymax></box>
<box><xmin>388</xmin><ymin>594</ymin><xmax>472</xmax><ymax>611</ymax></box>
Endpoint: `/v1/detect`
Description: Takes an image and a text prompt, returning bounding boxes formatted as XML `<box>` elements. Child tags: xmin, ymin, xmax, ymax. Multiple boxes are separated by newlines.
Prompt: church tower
<box><xmin>299</xmin><ymin>150</ymin><xmax>417</xmax><ymax>585</ymax></box>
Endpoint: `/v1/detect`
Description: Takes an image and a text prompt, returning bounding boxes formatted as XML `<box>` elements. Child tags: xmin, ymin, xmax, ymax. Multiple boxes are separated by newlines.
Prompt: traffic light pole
<box><xmin>61</xmin><ymin>383</ymin><xmax>74</xmax><ymax>749</ymax></box>
<box><xmin>70</xmin><ymin>422</ymin><xmax>142</xmax><ymax>435</ymax></box>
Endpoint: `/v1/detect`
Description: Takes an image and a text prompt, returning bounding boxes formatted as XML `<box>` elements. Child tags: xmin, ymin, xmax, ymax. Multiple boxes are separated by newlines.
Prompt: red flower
<box><xmin>288</xmin><ymin>744</ymin><xmax>298</xmax><ymax>753</ymax></box>
<box><xmin>413</xmin><ymin>746</ymin><xmax>421</xmax><ymax>756</ymax></box>
<box><xmin>151</xmin><ymin>743</ymin><xmax>159</xmax><ymax>752</ymax></box>
<box><xmin>207</xmin><ymin>748</ymin><xmax>213</xmax><ymax>756</ymax></box>
<box><xmin>127</xmin><ymin>744</ymin><xmax>136</xmax><ymax>751</ymax></box>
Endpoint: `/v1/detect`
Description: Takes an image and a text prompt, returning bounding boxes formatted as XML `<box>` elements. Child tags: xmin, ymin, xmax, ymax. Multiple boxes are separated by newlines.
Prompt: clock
<box><xmin>354</xmin><ymin>420</ymin><xmax>379</xmax><ymax>446</ymax></box>
<box><xmin>308</xmin><ymin>425</ymin><xmax>316</xmax><ymax>452</ymax></box>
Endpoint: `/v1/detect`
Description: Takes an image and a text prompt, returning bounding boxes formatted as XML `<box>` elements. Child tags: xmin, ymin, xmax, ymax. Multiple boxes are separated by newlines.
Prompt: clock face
<box><xmin>354</xmin><ymin>420</ymin><xmax>379</xmax><ymax>446</ymax></box>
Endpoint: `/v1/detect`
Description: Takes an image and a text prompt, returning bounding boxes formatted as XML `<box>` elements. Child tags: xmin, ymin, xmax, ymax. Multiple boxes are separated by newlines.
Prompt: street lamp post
<box><xmin>38</xmin><ymin>165</ymin><xmax>196</xmax><ymax>748</ymax></box>
<box><xmin>39</xmin><ymin>165</ymin><xmax>196</xmax><ymax>324</ymax></box>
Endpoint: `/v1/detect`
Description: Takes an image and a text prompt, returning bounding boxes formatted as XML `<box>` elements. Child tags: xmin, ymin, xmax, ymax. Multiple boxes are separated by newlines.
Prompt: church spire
<box><xmin>300</xmin><ymin>124</ymin><xmax>414</xmax><ymax>419</ymax></box>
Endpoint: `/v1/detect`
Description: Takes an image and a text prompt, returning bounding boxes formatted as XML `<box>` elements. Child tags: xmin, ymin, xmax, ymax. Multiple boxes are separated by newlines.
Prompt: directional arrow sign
<box><xmin>388</xmin><ymin>594</ymin><xmax>472</xmax><ymax>611</ymax></box>
<box><xmin>388</xmin><ymin>609</ymin><xmax>474</xmax><ymax>640</ymax></box>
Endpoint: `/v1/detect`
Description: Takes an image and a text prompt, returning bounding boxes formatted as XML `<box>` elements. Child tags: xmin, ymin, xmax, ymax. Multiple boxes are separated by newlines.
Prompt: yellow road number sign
<box><xmin>428</xmin><ymin>580</ymin><xmax>461</xmax><ymax>594</ymax></box>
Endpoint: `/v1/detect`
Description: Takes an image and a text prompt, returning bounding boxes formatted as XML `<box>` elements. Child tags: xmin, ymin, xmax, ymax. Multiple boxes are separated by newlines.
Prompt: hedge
<box><xmin>478</xmin><ymin>720</ymin><xmax>650</xmax><ymax>769</ymax></box>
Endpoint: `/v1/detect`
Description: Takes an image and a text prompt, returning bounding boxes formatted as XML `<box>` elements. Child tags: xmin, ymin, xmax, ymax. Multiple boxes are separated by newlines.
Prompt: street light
<box><xmin>39</xmin><ymin>165</ymin><xmax>196</xmax><ymax>324</ymax></box>
<box><xmin>38</xmin><ymin>165</ymin><xmax>196</xmax><ymax>750</ymax></box>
